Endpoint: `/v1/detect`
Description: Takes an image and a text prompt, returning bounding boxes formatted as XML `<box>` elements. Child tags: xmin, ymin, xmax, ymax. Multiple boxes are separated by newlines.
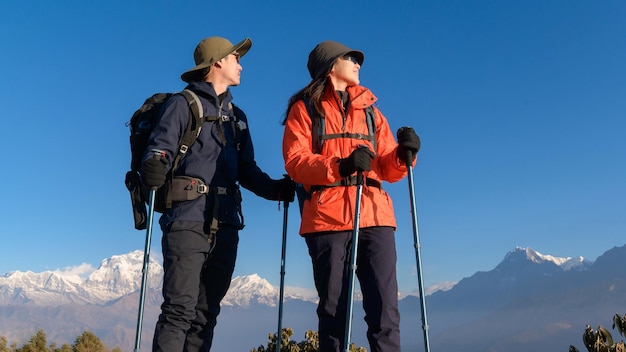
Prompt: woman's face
<box><xmin>329</xmin><ymin>54</ymin><xmax>361</xmax><ymax>90</ymax></box>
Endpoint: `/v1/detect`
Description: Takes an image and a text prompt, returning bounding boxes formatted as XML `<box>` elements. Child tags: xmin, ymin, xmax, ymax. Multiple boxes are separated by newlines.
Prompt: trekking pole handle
<box><xmin>396</xmin><ymin>126</ymin><xmax>419</xmax><ymax>168</ymax></box>
<box><xmin>151</xmin><ymin>149</ymin><xmax>166</xmax><ymax>159</ymax></box>
<box><xmin>282</xmin><ymin>174</ymin><xmax>290</xmax><ymax>209</ymax></box>
<box><xmin>149</xmin><ymin>149</ymin><xmax>167</xmax><ymax>190</ymax></box>
<box><xmin>356</xmin><ymin>171</ymin><xmax>364</xmax><ymax>186</ymax></box>
<box><xmin>356</xmin><ymin>144</ymin><xmax>369</xmax><ymax>185</ymax></box>
<box><xmin>405</xmin><ymin>150</ymin><xmax>415</xmax><ymax>168</ymax></box>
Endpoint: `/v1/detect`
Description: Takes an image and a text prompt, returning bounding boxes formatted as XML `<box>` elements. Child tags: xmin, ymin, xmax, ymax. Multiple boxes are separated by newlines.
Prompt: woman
<box><xmin>282</xmin><ymin>40</ymin><xmax>420</xmax><ymax>352</ymax></box>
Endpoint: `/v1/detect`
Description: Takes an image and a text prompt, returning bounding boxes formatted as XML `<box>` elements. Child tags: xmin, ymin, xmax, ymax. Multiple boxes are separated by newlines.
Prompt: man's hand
<box><xmin>275</xmin><ymin>176</ymin><xmax>296</xmax><ymax>203</ymax></box>
<box><xmin>140</xmin><ymin>157</ymin><xmax>168</xmax><ymax>188</ymax></box>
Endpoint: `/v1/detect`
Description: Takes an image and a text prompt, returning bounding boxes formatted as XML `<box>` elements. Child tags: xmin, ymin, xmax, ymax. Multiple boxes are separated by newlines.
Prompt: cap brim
<box><xmin>232</xmin><ymin>37</ymin><xmax>252</xmax><ymax>58</ymax></box>
<box><xmin>346</xmin><ymin>50</ymin><xmax>364</xmax><ymax>65</ymax></box>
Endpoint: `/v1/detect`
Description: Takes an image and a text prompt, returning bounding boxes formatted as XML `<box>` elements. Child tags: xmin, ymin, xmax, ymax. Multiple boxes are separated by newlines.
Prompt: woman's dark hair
<box><xmin>281</xmin><ymin>75</ymin><xmax>329</xmax><ymax>125</ymax></box>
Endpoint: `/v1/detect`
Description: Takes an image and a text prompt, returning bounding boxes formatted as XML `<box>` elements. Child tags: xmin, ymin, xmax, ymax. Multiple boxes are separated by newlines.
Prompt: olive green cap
<box><xmin>181</xmin><ymin>36</ymin><xmax>252</xmax><ymax>83</ymax></box>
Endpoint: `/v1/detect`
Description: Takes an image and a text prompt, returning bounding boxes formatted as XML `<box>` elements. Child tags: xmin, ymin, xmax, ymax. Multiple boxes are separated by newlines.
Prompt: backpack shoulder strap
<box><xmin>163</xmin><ymin>89</ymin><xmax>203</xmax><ymax>209</ymax></box>
<box><xmin>365</xmin><ymin>105</ymin><xmax>377</xmax><ymax>152</ymax></box>
<box><xmin>231</xmin><ymin>103</ymin><xmax>245</xmax><ymax>151</ymax></box>
<box><xmin>302</xmin><ymin>97</ymin><xmax>325</xmax><ymax>154</ymax></box>
<box><xmin>231</xmin><ymin>102</ymin><xmax>242</xmax><ymax>119</ymax></box>
<box><xmin>173</xmin><ymin>89</ymin><xmax>203</xmax><ymax>170</ymax></box>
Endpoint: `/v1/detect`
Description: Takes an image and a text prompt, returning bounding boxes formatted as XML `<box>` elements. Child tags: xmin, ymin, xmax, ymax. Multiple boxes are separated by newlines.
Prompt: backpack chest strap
<box><xmin>203</xmin><ymin>108</ymin><xmax>242</xmax><ymax>148</ymax></box>
<box><xmin>320</xmin><ymin>132</ymin><xmax>376</xmax><ymax>144</ymax></box>
<box><xmin>204</xmin><ymin>114</ymin><xmax>237</xmax><ymax>122</ymax></box>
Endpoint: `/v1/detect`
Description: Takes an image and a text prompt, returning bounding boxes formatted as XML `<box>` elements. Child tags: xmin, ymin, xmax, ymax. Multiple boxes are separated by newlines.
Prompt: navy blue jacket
<box><xmin>143</xmin><ymin>81</ymin><xmax>281</xmax><ymax>228</ymax></box>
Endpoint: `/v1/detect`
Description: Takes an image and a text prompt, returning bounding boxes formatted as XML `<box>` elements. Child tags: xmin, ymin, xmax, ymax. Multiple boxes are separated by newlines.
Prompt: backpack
<box><xmin>124</xmin><ymin>89</ymin><xmax>202</xmax><ymax>230</ymax></box>
<box><xmin>295</xmin><ymin>98</ymin><xmax>377</xmax><ymax>212</ymax></box>
<box><xmin>124</xmin><ymin>89</ymin><xmax>241</xmax><ymax>230</ymax></box>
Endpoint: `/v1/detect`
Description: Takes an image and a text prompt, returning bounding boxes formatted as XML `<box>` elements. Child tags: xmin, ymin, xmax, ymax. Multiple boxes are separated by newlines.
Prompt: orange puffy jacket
<box><xmin>283</xmin><ymin>84</ymin><xmax>415</xmax><ymax>235</ymax></box>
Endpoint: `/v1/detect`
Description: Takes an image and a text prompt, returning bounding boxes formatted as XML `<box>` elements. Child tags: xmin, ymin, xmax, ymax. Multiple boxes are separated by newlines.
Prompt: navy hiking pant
<box><xmin>305</xmin><ymin>226</ymin><xmax>401</xmax><ymax>352</ymax></box>
<box><xmin>152</xmin><ymin>221</ymin><xmax>239</xmax><ymax>352</ymax></box>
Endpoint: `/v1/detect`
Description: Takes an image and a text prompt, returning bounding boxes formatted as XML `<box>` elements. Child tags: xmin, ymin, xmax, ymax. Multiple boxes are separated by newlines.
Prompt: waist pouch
<box><xmin>168</xmin><ymin>176</ymin><xmax>209</xmax><ymax>202</ymax></box>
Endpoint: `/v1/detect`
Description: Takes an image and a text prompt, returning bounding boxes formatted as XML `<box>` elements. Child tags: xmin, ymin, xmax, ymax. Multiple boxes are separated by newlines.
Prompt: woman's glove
<box><xmin>397</xmin><ymin>127</ymin><xmax>420</xmax><ymax>165</ymax></box>
<box><xmin>338</xmin><ymin>147</ymin><xmax>375</xmax><ymax>178</ymax></box>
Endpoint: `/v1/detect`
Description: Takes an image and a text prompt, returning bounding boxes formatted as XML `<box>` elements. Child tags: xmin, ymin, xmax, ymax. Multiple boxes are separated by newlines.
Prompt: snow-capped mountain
<box><xmin>0</xmin><ymin>250</ymin><xmax>319</xmax><ymax>351</ymax></box>
<box><xmin>429</xmin><ymin>246</ymin><xmax>594</xmax><ymax>310</ymax></box>
<box><xmin>0</xmin><ymin>270</ymin><xmax>88</xmax><ymax>305</ymax></box>
<box><xmin>424</xmin><ymin>244</ymin><xmax>626</xmax><ymax>352</ymax></box>
<box><xmin>222</xmin><ymin>274</ymin><xmax>278</xmax><ymax>307</ymax></box>
<box><xmin>0</xmin><ymin>250</ymin><xmax>163</xmax><ymax>305</ymax></box>
<box><xmin>0</xmin><ymin>250</ymin><xmax>310</xmax><ymax>308</ymax></box>
<box><xmin>505</xmin><ymin>246</ymin><xmax>591</xmax><ymax>271</ymax></box>
<box><xmin>81</xmin><ymin>250</ymin><xmax>163</xmax><ymax>301</ymax></box>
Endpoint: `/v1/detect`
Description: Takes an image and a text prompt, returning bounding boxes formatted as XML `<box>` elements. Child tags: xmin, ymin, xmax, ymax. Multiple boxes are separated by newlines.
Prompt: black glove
<box><xmin>397</xmin><ymin>127</ymin><xmax>420</xmax><ymax>165</ymax></box>
<box><xmin>275</xmin><ymin>176</ymin><xmax>296</xmax><ymax>203</ymax></box>
<box><xmin>338</xmin><ymin>147</ymin><xmax>375</xmax><ymax>178</ymax></box>
<box><xmin>140</xmin><ymin>157</ymin><xmax>169</xmax><ymax>188</ymax></box>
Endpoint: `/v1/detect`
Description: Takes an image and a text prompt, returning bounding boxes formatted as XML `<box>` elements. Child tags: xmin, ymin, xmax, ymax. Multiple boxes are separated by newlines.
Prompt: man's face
<box><xmin>220</xmin><ymin>51</ymin><xmax>242</xmax><ymax>86</ymax></box>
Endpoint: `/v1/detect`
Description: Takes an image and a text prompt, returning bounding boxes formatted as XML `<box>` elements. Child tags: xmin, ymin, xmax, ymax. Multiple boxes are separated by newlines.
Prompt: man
<box><xmin>140</xmin><ymin>36</ymin><xmax>295</xmax><ymax>351</ymax></box>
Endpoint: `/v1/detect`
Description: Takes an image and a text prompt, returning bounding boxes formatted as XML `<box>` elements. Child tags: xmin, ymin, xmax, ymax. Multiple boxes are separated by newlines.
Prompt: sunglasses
<box><xmin>342</xmin><ymin>55</ymin><xmax>359</xmax><ymax>65</ymax></box>
<box><xmin>231</xmin><ymin>52</ymin><xmax>240</xmax><ymax>63</ymax></box>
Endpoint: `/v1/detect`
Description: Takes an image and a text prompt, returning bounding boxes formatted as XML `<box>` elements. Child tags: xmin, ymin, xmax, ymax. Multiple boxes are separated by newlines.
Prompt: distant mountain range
<box><xmin>1</xmin><ymin>245</ymin><xmax>625</xmax><ymax>351</ymax></box>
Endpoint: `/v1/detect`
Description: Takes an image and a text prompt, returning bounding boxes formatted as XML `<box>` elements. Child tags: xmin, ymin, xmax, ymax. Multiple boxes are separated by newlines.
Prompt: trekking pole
<box><xmin>344</xmin><ymin>171</ymin><xmax>364</xmax><ymax>352</ymax></box>
<box><xmin>134</xmin><ymin>186</ymin><xmax>156</xmax><ymax>352</ymax></box>
<box><xmin>134</xmin><ymin>151</ymin><xmax>163</xmax><ymax>352</ymax></box>
<box><xmin>405</xmin><ymin>149</ymin><xmax>431</xmax><ymax>352</ymax></box>
<box><xmin>277</xmin><ymin>196</ymin><xmax>289</xmax><ymax>352</ymax></box>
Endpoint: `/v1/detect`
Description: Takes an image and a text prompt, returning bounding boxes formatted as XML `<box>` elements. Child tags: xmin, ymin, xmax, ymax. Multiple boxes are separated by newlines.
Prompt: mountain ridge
<box><xmin>1</xmin><ymin>244</ymin><xmax>624</xmax><ymax>352</ymax></box>
<box><xmin>0</xmin><ymin>245</ymin><xmax>588</xmax><ymax>307</ymax></box>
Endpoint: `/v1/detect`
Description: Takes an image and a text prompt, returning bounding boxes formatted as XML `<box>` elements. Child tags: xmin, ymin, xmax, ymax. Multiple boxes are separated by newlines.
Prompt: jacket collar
<box><xmin>186</xmin><ymin>81</ymin><xmax>234</xmax><ymax>108</ymax></box>
<box><xmin>323</xmin><ymin>83</ymin><xmax>377</xmax><ymax>111</ymax></box>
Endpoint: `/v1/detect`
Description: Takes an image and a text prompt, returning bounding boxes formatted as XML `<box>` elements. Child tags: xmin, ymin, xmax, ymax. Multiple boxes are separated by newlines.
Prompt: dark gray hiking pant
<box><xmin>152</xmin><ymin>221</ymin><xmax>238</xmax><ymax>352</ymax></box>
<box><xmin>305</xmin><ymin>226</ymin><xmax>400</xmax><ymax>352</ymax></box>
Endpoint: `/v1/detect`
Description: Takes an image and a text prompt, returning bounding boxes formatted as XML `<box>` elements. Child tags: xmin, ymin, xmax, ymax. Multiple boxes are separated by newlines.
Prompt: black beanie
<box><xmin>307</xmin><ymin>40</ymin><xmax>364</xmax><ymax>80</ymax></box>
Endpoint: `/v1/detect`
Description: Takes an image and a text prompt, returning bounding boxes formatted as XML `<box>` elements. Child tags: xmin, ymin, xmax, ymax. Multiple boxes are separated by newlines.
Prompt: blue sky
<box><xmin>1</xmin><ymin>1</ymin><xmax>624</xmax><ymax>295</ymax></box>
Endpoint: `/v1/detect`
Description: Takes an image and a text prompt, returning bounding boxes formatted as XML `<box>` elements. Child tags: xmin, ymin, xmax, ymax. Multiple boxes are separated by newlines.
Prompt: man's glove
<box><xmin>275</xmin><ymin>176</ymin><xmax>296</xmax><ymax>203</ymax></box>
<box><xmin>338</xmin><ymin>147</ymin><xmax>375</xmax><ymax>178</ymax></box>
<box><xmin>397</xmin><ymin>127</ymin><xmax>420</xmax><ymax>165</ymax></box>
<box><xmin>140</xmin><ymin>157</ymin><xmax>169</xmax><ymax>188</ymax></box>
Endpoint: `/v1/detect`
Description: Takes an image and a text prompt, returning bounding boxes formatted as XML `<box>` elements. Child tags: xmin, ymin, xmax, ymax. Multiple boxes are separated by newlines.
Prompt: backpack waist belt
<box><xmin>310</xmin><ymin>176</ymin><xmax>381</xmax><ymax>193</ymax></box>
<box><xmin>169</xmin><ymin>176</ymin><xmax>239</xmax><ymax>202</ymax></box>
<box><xmin>168</xmin><ymin>176</ymin><xmax>244</xmax><ymax>241</ymax></box>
